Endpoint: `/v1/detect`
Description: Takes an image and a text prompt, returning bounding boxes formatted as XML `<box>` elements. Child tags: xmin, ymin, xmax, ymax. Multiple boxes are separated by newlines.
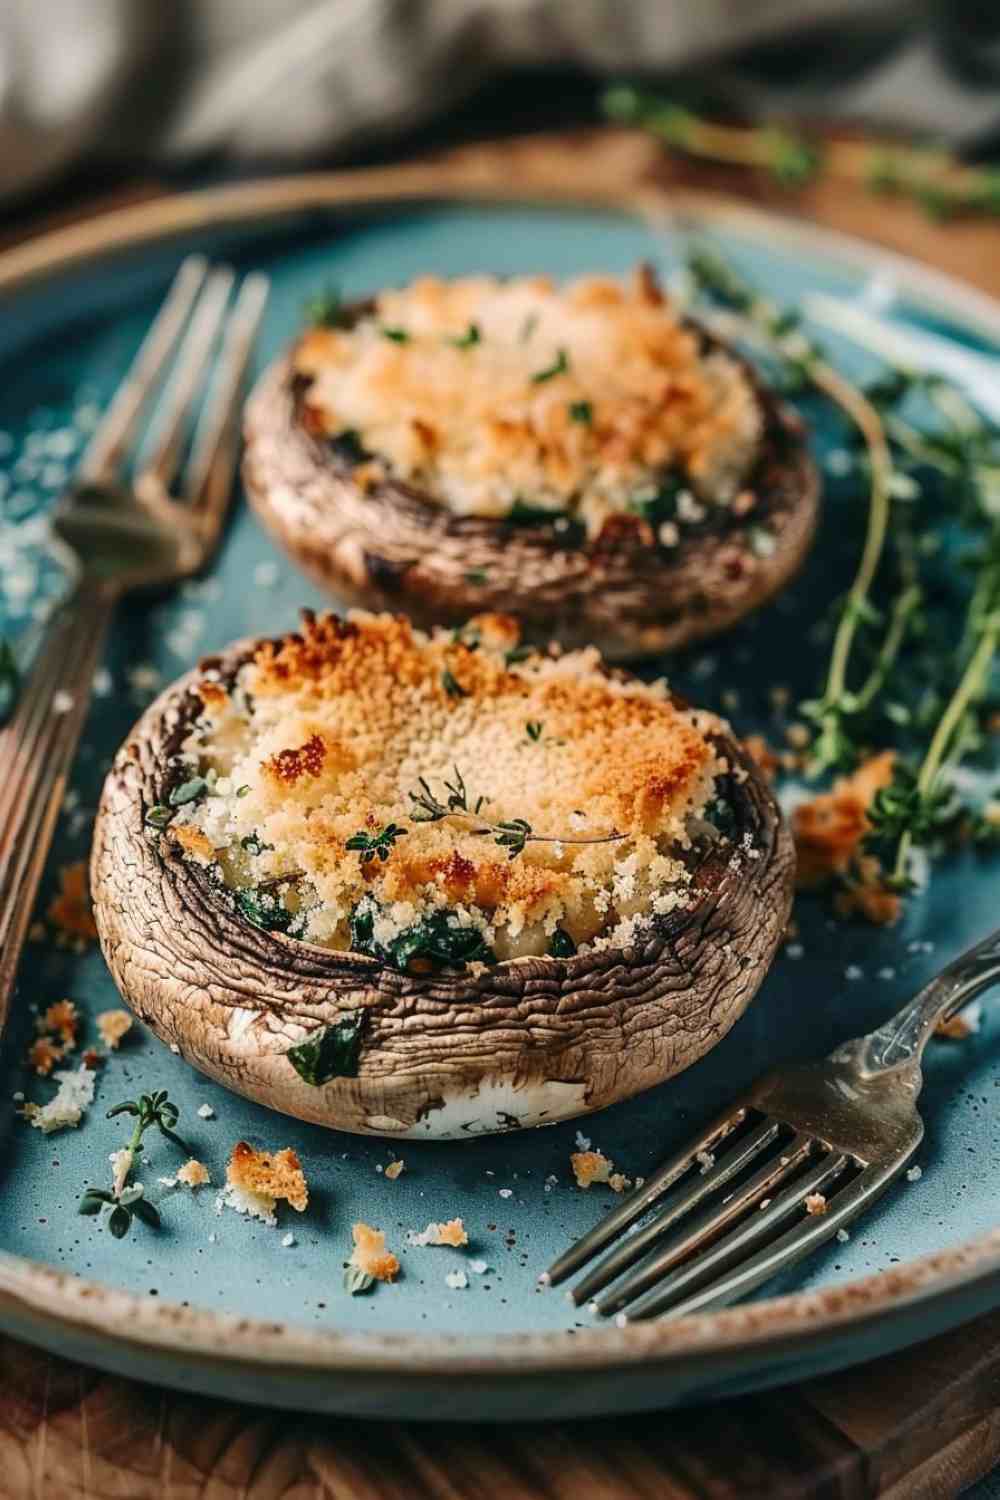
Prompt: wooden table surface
<box><xmin>3</xmin><ymin>123</ymin><xmax>1000</xmax><ymax>1499</ymax></box>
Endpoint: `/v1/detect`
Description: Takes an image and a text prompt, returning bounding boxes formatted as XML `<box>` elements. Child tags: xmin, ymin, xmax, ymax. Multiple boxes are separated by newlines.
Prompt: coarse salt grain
<box><xmin>498</xmin><ymin>1188</ymin><xmax>513</xmax><ymax>1199</ymax></box>
<box><xmin>197</xmin><ymin>1103</ymin><xmax>215</xmax><ymax>1119</ymax></box>
<box><xmin>445</xmin><ymin>1269</ymin><xmax>468</xmax><ymax>1290</ymax></box>
<box><xmin>906</xmin><ymin>1165</ymin><xmax>922</xmax><ymax>1182</ymax></box>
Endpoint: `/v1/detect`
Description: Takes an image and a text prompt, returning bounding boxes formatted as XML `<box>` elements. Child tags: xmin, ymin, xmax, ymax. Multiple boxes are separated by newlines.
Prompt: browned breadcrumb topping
<box><xmin>226</xmin><ymin>1141</ymin><xmax>309</xmax><ymax>1212</ymax></box>
<box><xmin>409</xmin><ymin>1218</ymin><xmax>469</xmax><ymax>1248</ymax></box>
<box><xmin>47</xmin><ymin>861</ymin><xmax>98</xmax><ymax>943</ymax></box>
<box><xmin>96</xmin><ymin>1010</ymin><xmax>133</xmax><ymax>1050</ymax></box>
<box><xmin>293</xmin><ymin>268</ymin><xmax>761</xmax><ymax>536</ymax></box>
<box><xmin>177</xmin><ymin>611</ymin><xmax>723</xmax><ymax>958</ymax></box>
<box><xmin>383</xmin><ymin>1159</ymin><xmax>405</xmax><ymax>1180</ymax></box>
<box><xmin>350</xmin><ymin>1222</ymin><xmax>400</xmax><ymax>1282</ymax></box>
<box><xmin>793</xmin><ymin>752</ymin><xmax>901</xmax><ymax>926</ymax></box>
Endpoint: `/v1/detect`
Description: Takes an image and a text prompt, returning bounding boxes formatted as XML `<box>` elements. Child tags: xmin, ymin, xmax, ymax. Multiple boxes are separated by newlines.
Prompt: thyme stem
<box><xmin>893</xmin><ymin>618</ymin><xmax>1000</xmax><ymax>883</ymax></box>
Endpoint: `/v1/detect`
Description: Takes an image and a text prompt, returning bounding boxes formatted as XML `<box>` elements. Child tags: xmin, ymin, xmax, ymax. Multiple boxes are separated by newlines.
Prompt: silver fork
<box><xmin>544</xmin><ymin>925</ymin><xmax>1000</xmax><ymax>1324</ymax></box>
<box><xmin>0</xmin><ymin>255</ymin><xmax>268</xmax><ymax>1021</ymax></box>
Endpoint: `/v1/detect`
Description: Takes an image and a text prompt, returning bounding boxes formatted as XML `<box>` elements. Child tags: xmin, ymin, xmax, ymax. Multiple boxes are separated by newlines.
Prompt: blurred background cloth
<box><xmin>2</xmin><ymin>0</ymin><xmax>1000</xmax><ymax>202</ymax></box>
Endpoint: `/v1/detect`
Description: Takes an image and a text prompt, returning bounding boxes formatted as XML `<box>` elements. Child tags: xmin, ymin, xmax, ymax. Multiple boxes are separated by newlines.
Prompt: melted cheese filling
<box><xmin>293</xmin><ymin>269</ymin><xmax>762</xmax><ymax>536</ymax></box>
<box><xmin>172</xmin><ymin>612</ymin><xmax>724</xmax><ymax>961</ymax></box>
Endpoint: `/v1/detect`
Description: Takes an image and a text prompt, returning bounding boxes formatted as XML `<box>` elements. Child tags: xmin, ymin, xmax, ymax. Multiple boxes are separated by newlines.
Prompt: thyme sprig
<box><xmin>79</xmin><ymin>1090</ymin><xmax>188</xmax><ymax>1239</ymax></box>
<box><xmin>407</xmin><ymin>766</ymin><xmax>626</xmax><ymax>860</ymax></box>
<box><xmin>346</xmin><ymin>823</ymin><xmax>407</xmax><ymax>865</ymax></box>
<box><xmin>604</xmin><ymin>87</ymin><xmax>1000</xmax><ymax>220</ymax></box>
<box><xmin>687</xmin><ymin>247</ymin><xmax>1000</xmax><ymax>891</ymax></box>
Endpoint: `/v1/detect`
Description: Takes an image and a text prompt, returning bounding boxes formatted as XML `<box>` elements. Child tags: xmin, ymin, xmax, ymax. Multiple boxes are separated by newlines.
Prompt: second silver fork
<box><xmin>0</xmin><ymin>256</ymin><xmax>268</xmax><ymax>1020</ymax></box>
<box><xmin>545</xmin><ymin>924</ymin><xmax>1000</xmax><ymax>1323</ymax></box>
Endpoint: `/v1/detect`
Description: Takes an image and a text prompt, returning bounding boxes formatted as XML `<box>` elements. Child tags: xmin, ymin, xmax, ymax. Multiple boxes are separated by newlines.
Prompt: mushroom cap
<box><xmin>91</xmin><ymin>632</ymin><xmax>794</xmax><ymax>1139</ymax></box>
<box><xmin>242</xmin><ymin>314</ymin><xmax>819</xmax><ymax>662</ymax></box>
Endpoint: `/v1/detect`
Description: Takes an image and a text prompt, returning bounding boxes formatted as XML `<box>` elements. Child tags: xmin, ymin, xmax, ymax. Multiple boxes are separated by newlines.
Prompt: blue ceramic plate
<box><xmin>1</xmin><ymin>158</ymin><xmax>999</xmax><ymax>1419</ymax></box>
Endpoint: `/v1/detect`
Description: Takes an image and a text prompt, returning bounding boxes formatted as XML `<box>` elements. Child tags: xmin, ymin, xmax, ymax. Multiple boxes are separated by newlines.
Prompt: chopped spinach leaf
<box><xmin>381</xmin><ymin>326</ymin><xmax>410</xmax><ymax>343</ymax></box>
<box><xmin>304</xmin><ymin>286</ymin><xmax>348</xmax><ymax>327</ymax></box>
<box><xmin>548</xmin><ymin>927</ymin><xmax>577</xmax><ymax>958</ymax></box>
<box><xmin>569</xmin><ymin>400</ymin><xmax>593</xmax><ymax>425</ymax></box>
<box><xmin>287</xmin><ymin>1012</ymin><xmax>366</xmax><ymax>1084</ymax></box>
<box><xmin>441</xmin><ymin>668</ymin><xmax>468</xmax><ymax>699</ymax></box>
<box><xmin>350</xmin><ymin>899</ymin><xmax>495</xmax><ymax>974</ymax></box>
<box><xmin>329</xmin><ymin>428</ymin><xmax>370</xmax><ymax>465</ymax></box>
<box><xmin>234</xmin><ymin>885</ymin><xmax>305</xmax><ymax>936</ymax></box>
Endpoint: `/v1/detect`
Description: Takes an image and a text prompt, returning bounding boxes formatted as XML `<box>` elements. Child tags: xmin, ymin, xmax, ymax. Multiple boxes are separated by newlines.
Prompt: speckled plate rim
<box><xmin>4</xmin><ymin>128</ymin><xmax>1000</xmax><ymax>1413</ymax></box>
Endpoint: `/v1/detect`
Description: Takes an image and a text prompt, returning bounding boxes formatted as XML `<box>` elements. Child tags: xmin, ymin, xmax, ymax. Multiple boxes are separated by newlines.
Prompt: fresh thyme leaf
<box><xmin>441</xmin><ymin>668</ymin><xmax>468</xmax><ymax>699</ymax></box>
<box><xmin>304</xmin><ymin>286</ymin><xmax>348</xmax><ymax>327</ymax></box>
<box><xmin>505</xmin><ymin>645</ymin><xmax>534</xmax><ymax>665</ymax></box>
<box><xmin>107</xmin><ymin>1205</ymin><xmax>131</xmax><ymax>1239</ymax></box>
<box><xmin>145</xmin><ymin>804</ymin><xmax>174</xmax><ymax>829</ymax></box>
<box><xmin>345</xmin><ymin>823</ymin><xmax>407</xmax><ymax>865</ymax></box>
<box><xmin>236</xmin><ymin>784</ymin><xmax>251</xmax><ymax>797</ymax></box>
<box><xmin>531</xmin><ymin>348</ymin><xmax>569</xmax><ymax>383</ymax></box>
<box><xmin>569</xmin><ymin>400</ymin><xmax>593</xmax><ymax>425</ymax></box>
<box><xmin>407</xmin><ymin>768</ymin><xmax>625</xmax><ymax>860</ymax></box>
<box><xmin>449</xmin><ymin>323</ymin><xmax>480</xmax><ymax>349</ymax></box>
<box><xmin>465</xmin><ymin>569</ymin><xmax>489</xmax><ymax>586</ymax></box>
<box><xmin>169</xmin><ymin>777</ymin><xmax>207</xmax><ymax>807</ymax></box>
<box><xmin>344</xmin><ymin>1266</ymin><xmax>376</xmax><ymax>1295</ymax></box>
<box><xmin>525</xmin><ymin>721</ymin><xmax>543</xmax><ymax>742</ymax></box>
<box><xmin>240</xmin><ymin>832</ymin><xmax>273</xmax><ymax>855</ymax></box>
<box><xmin>288</xmin><ymin>1012</ymin><xmax>366</xmax><ymax>1084</ymax></box>
<box><xmin>381</xmin><ymin>326</ymin><xmax>410</xmax><ymax>343</ymax></box>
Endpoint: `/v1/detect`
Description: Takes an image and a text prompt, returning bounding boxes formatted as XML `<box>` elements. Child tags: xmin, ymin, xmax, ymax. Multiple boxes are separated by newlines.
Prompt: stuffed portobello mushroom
<box><xmin>243</xmin><ymin>266</ymin><xmax>819</xmax><ymax>660</ymax></box>
<box><xmin>92</xmin><ymin>610</ymin><xmax>793</xmax><ymax>1138</ymax></box>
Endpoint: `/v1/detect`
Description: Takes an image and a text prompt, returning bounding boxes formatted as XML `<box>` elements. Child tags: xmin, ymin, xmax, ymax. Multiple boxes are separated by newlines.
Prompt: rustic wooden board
<box><xmin>3</xmin><ymin>124</ymin><xmax>1000</xmax><ymax>1498</ymax></box>
<box><xmin>4</xmin><ymin>1309</ymin><xmax>1000</xmax><ymax>1497</ymax></box>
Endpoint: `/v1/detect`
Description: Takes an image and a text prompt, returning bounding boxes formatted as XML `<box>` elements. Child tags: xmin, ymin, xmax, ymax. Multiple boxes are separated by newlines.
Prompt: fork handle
<box><xmin>0</xmin><ymin>581</ymin><xmax>117</xmax><ymax>1027</ymax></box>
<box><xmin>833</xmin><ymin>925</ymin><xmax>1000</xmax><ymax>1080</ymax></box>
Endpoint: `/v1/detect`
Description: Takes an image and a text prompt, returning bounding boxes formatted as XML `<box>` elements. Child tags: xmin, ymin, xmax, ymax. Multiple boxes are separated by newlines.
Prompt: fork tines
<box><xmin>544</xmin><ymin>1107</ymin><xmax>866</xmax><ymax>1325</ymax></box>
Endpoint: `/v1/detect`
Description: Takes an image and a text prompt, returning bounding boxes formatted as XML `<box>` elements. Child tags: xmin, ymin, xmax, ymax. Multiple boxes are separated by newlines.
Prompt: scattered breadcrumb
<box><xmin>906</xmin><ymin>1165</ymin><xmax>922</xmax><ymax>1182</ymax></box>
<box><xmin>28</xmin><ymin>1000</ymin><xmax>80</xmax><ymax>1074</ymax></box>
<box><xmin>22</xmin><ymin>1064</ymin><xmax>95</xmax><ymax>1133</ymax></box>
<box><xmin>445</xmin><ymin>1269</ymin><xmax>469</xmax><ymax>1290</ymax></box>
<box><xmin>406</xmin><ymin>1218</ymin><xmax>468</xmax><ymax>1248</ymax></box>
<box><xmin>836</xmin><ymin>1228</ymin><xmax>851</xmax><ymax>1243</ymax></box>
<box><xmin>46</xmin><ymin>861</ymin><xmax>99</xmax><ymax>943</ymax></box>
<box><xmin>498</xmin><ymin>1187</ymin><xmax>513</xmax><ymax>1199</ymax></box>
<box><xmin>282</xmin><ymin>1232</ymin><xmax>296</xmax><ymax>1248</ymax></box>
<box><xmin>96</xmin><ymin>1010</ymin><xmax>133</xmax><ymax>1050</ymax></box>
<box><xmin>793</xmin><ymin>753</ymin><xmax>901</xmax><ymax>925</ymax></box>
<box><xmin>936</xmin><ymin>1000</ymin><xmax>982</xmax><ymax>1040</ymax></box>
<box><xmin>571</xmin><ymin>1149</ymin><xmax>628</xmax><ymax>1189</ymax></box>
<box><xmin>574</xmin><ymin>1131</ymin><xmax>592</xmax><ymax>1152</ymax></box>
<box><xmin>696</xmin><ymin>1149</ymin><xmax>715</xmax><ymax>1174</ymax></box>
<box><xmin>384</xmin><ymin>1159</ymin><xmax>405</xmax><ymax>1180</ymax></box>
<box><xmin>804</xmin><ymin>1193</ymin><xmax>828</xmax><ymax>1216</ymax></box>
<box><xmin>178</xmin><ymin>1158</ymin><xmax>210</xmax><ymax>1187</ymax></box>
<box><xmin>197</xmin><ymin>1103</ymin><xmax>216</xmax><ymax>1119</ymax></box>
<box><xmin>349</xmin><ymin>1222</ymin><xmax>399</xmax><ymax>1283</ymax></box>
<box><xmin>217</xmin><ymin>1141</ymin><xmax>309</xmax><ymax>1223</ymax></box>
<box><xmin>470</xmin><ymin>1259</ymin><xmax>489</xmax><ymax>1275</ymax></box>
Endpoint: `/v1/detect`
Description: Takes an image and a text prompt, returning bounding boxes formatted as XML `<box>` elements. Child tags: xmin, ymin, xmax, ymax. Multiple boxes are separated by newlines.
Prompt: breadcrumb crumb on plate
<box><xmin>96</xmin><ymin>1010</ymin><xmax>133</xmax><ymax>1050</ymax></box>
<box><xmin>47</xmin><ymin>861</ymin><xmax>99</xmax><ymax>942</ymax></box>
<box><xmin>406</xmin><ymin>1218</ymin><xmax>468</xmax><ymax>1248</ymax></box>
<box><xmin>384</xmin><ymin>1159</ymin><xmax>405</xmax><ymax>1180</ymax></box>
<box><xmin>571</xmin><ymin>1150</ymin><xmax>628</xmax><ymax>1189</ymax></box>
<box><xmin>350</xmin><ymin>1222</ymin><xmax>400</xmax><ymax>1282</ymax></box>
<box><xmin>804</xmin><ymin>1193</ymin><xmax>828</xmax><ymax>1216</ymax></box>
<box><xmin>217</xmin><ymin>1141</ymin><xmax>309</xmax><ymax>1224</ymax></box>
<box><xmin>21</xmin><ymin>1065</ymin><xmax>95</xmax><ymax>1134</ymax></box>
